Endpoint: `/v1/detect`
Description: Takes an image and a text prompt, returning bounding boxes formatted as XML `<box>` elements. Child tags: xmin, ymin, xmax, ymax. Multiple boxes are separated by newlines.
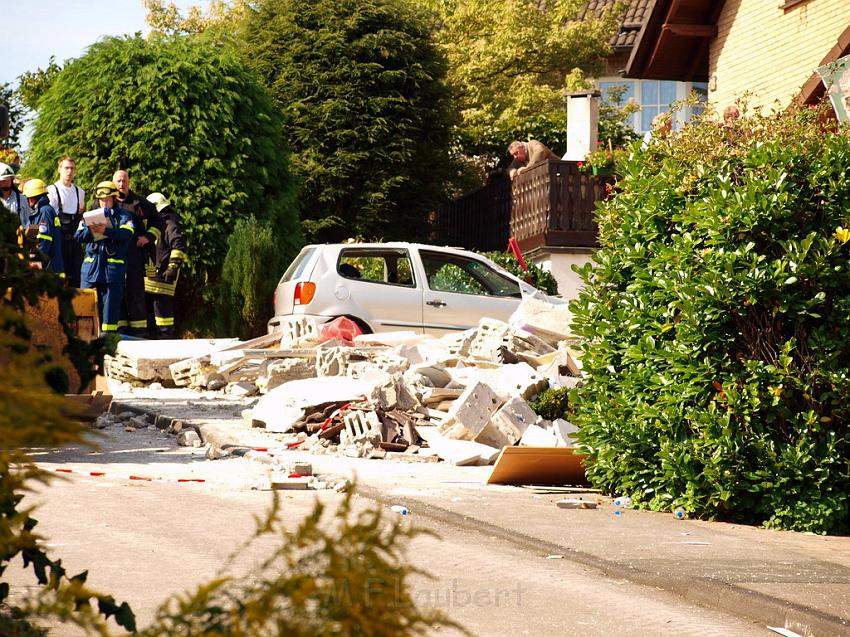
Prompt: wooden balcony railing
<box><xmin>436</xmin><ymin>159</ymin><xmax>609</xmax><ymax>253</ymax></box>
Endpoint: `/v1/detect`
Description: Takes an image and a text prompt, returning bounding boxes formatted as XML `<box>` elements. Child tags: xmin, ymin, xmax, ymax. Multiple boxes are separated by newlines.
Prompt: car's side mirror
<box><xmin>0</xmin><ymin>104</ymin><xmax>8</xmax><ymax>139</ymax></box>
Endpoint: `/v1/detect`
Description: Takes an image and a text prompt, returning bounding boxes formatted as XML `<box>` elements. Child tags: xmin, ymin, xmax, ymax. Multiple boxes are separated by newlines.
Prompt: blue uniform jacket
<box><xmin>28</xmin><ymin>196</ymin><xmax>65</xmax><ymax>275</ymax></box>
<box><xmin>74</xmin><ymin>207</ymin><xmax>135</xmax><ymax>284</ymax></box>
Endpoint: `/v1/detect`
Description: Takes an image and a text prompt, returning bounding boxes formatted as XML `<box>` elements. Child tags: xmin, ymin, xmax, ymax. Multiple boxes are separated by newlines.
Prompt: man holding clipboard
<box><xmin>75</xmin><ymin>181</ymin><xmax>134</xmax><ymax>334</ymax></box>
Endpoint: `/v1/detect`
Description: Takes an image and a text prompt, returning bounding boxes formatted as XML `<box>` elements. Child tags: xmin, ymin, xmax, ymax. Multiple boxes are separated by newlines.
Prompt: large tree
<box><xmin>237</xmin><ymin>0</ymin><xmax>456</xmax><ymax>242</ymax></box>
<box><xmin>428</xmin><ymin>0</ymin><xmax>625</xmax><ymax>158</ymax></box>
<box><xmin>23</xmin><ymin>33</ymin><xmax>302</xmax><ymax>333</ymax></box>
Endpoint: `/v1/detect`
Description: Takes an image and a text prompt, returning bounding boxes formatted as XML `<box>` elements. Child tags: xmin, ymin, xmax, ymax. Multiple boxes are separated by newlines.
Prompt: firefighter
<box><xmin>113</xmin><ymin>170</ymin><xmax>163</xmax><ymax>336</ymax></box>
<box><xmin>22</xmin><ymin>178</ymin><xmax>64</xmax><ymax>276</ymax></box>
<box><xmin>75</xmin><ymin>181</ymin><xmax>134</xmax><ymax>334</ymax></box>
<box><xmin>144</xmin><ymin>192</ymin><xmax>186</xmax><ymax>338</ymax></box>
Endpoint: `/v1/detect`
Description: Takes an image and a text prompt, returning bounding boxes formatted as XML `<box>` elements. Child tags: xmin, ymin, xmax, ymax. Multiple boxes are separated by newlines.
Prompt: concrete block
<box><xmin>340</xmin><ymin>410</ymin><xmax>382</xmax><ymax>447</ymax></box>
<box><xmin>278</xmin><ymin>316</ymin><xmax>320</xmax><ymax>348</ymax></box>
<box><xmin>552</xmin><ymin>418</ymin><xmax>579</xmax><ymax>448</ymax></box>
<box><xmin>228</xmin><ymin>381</ymin><xmax>259</xmax><ymax>397</ymax></box>
<box><xmin>347</xmin><ymin>353</ymin><xmax>409</xmax><ymax>379</ymax></box>
<box><xmin>438</xmin><ymin>382</ymin><xmax>502</xmax><ymax>441</ymax></box>
<box><xmin>519</xmin><ymin>424</ymin><xmax>557</xmax><ymax>447</ymax></box>
<box><xmin>258</xmin><ymin>358</ymin><xmax>316</xmax><ymax>393</ymax></box>
<box><xmin>315</xmin><ymin>346</ymin><xmax>351</xmax><ymax>377</ymax></box>
<box><xmin>477</xmin><ymin>397</ymin><xmax>535</xmax><ymax>448</ymax></box>
<box><xmin>270</xmin><ymin>474</ymin><xmax>312</xmax><ymax>490</ymax></box>
<box><xmin>457</xmin><ymin>363</ymin><xmax>547</xmax><ymax>402</ymax></box>
<box><xmin>463</xmin><ymin>318</ymin><xmax>511</xmax><ymax>361</ymax></box>
<box><xmin>370</xmin><ymin>374</ymin><xmax>419</xmax><ymax>411</ymax></box>
<box><xmin>418</xmin><ymin>425</ymin><xmax>500</xmax><ymax>465</ymax></box>
<box><xmin>176</xmin><ymin>429</ymin><xmax>202</xmax><ymax>447</ymax></box>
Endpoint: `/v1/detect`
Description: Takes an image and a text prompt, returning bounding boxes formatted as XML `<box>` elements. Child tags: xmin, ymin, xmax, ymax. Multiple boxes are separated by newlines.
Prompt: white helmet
<box><xmin>0</xmin><ymin>163</ymin><xmax>14</xmax><ymax>181</ymax></box>
<box><xmin>146</xmin><ymin>192</ymin><xmax>170</xmax><ymax>213</ymax></box>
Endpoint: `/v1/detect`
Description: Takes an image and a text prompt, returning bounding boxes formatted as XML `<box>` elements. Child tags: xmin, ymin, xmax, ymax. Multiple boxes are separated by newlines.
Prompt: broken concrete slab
<box><xmin>418</xmin><ymin>425</ymin><xmax>500</xmax><ymax>465</ymax></box>
<box><xmin>552</xmin><ymin>418</ymin><xmax>579</xmax><ymax>448</ymax></box>
<box><xmin>447</xmin><ymin>362</ymin><xmax>546</xmax><ymax>402</ymax></box>
<box><xmin>257</xmin><ymin>357</ymin><xmax>316</xmax><ymax>393</ymax></box>
<box><xmin>519</xmin><ymin>424</ymin><xmax>557</xmax><ymax>447</ymax></box>
<box><xmin>108</xmin><ymin>338</ymin><xmax>239</xmax><ymax>383</ymax></box>
<box><xmin>438</xmin><ymin>381</ymin><xmax>502</xmax><ymax>441</ymax></box>
<box><xmin>509</xmin><ymin>291</ymin><xmax>574</xmax><ymax>344</ymax></box>
<box><xmin>476</xmin><ymin>397</ymin><xmax>535</xmax><ymax>448</ymax></box>
<box><xmin>250</xmin><ymin>376</ymin><xmax>380</xmax><ymax>433</ymax></box>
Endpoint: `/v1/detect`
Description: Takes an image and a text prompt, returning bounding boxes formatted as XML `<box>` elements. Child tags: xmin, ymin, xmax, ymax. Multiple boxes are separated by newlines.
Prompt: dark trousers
<box><xmin>60</xmin><ymin>233</ymin><xmax>83</xmax><ymax>289</ymax></box>
<box><xmin>145</xmin><ymin>292</ymin><xmax>175</xmax><ymax>338</ymax></box>
<box><xmin>121</xmin><ymin>245</ymin><xmax>148</xmax><ymax>335</ymax></box>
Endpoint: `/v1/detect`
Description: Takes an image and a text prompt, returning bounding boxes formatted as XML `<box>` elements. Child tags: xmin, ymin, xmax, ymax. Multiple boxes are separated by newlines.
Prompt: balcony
<box><xmin>436</xmin><ymin>160</ymin><xmax>609</xmax><ymax>253</ymax></box>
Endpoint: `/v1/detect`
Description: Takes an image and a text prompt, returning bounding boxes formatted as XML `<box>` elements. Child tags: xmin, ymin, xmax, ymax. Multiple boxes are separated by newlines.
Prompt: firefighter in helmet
<box><xmin>144</xmin><ymin>192</ymin><xmax>187</xmax><ymax>338</ymax></box>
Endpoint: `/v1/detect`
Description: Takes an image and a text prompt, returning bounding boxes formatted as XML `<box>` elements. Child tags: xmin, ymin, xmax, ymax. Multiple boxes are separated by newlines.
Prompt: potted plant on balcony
<box><xmin>583</xmin><ymin>141</ymin><xmax>626</xmax><ymax>176</ymax></box>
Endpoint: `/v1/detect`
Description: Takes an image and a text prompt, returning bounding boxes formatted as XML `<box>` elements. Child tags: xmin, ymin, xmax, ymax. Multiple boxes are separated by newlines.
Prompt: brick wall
<box><xmin>710</xmin><ymin>0</ymin><xmax>848</xmax><ymax>111</ymax></box>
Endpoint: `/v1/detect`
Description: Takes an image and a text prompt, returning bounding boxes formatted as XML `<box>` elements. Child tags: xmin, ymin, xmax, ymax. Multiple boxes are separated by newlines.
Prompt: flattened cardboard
<box><xmin>487</xmin><ymin>446</ymin><xmax>588</xmax><ymax>486</ymax></box>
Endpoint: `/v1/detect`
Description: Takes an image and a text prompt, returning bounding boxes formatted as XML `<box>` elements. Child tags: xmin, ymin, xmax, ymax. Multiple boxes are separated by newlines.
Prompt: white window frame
<box><xmin>597</xmin><ymin>79</ymin><xmax>708</xmax><ymax>133</ymax></box>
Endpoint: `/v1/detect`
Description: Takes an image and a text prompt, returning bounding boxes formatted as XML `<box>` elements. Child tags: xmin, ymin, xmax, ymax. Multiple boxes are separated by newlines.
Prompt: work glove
<box><xmin>163</xmin><ymin>261</ymin><xmax>181</xmax><ymax>283</ymax></box>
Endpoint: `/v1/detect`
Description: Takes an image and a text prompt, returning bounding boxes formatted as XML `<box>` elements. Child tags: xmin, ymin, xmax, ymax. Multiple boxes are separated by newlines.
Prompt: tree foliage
<box><xmin>427</xmin><ymin>0</ymin><xmax>625</xmax><ymax>159</ymax></box>
<box><xmin>0</xmin><ymin>204</ymin><xmax>135</xmax><ymax>635</ymax></box>
<box><xmin>219</xmin><ymin>215</ymin><xmax>287</xmax><ymax>338</ymax></box>
<box><xmin>571</xmin><ymin>103</ymin><xmax>850</xmax><ymax>533</ymax></box>
<box><xmin>237</xmin><ymin>0</ymin><xmax>456</xmax><ymax>243</ymax></box>
<box><xmin>22</xmin><ymin>33</ymin><xmax>302</xmax><ymax>334</ymax></box>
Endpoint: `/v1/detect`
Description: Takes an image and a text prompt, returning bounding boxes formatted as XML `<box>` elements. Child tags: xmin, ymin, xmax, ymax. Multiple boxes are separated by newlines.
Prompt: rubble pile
<box><xmin>106</xmin><ymin>294</ymin><xmax>585</xmax><ymax>466</ymax></box>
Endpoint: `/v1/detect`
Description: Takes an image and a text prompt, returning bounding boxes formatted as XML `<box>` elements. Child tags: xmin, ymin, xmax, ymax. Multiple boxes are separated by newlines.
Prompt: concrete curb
<box><xmin>356</xmin><ymin>486</ymin><xmax>850</xmax><ymax>637</ymax></box>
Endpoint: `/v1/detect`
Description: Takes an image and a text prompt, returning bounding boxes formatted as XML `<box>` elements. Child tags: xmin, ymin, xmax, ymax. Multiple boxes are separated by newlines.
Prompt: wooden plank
<box><xmin>487</xmin><ymin>447</ymin><xmax>587</xmax><ymax>486</ymax></box>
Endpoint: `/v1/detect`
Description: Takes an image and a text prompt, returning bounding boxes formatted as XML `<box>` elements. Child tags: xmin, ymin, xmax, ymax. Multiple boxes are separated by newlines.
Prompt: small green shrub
<box><xmin>219</xmin><ymin>215</ymin><xmax>288</xmax><ymax>338</ymax></box>
<box><xmin>571</xmin><ymin>102</ymin><xmax>850</xmax><ymax>533</ymax></box>
<box><xmin>530</xmin><ymin>386</ymin><xmax>574</xmax><ymax>422</ymax></box>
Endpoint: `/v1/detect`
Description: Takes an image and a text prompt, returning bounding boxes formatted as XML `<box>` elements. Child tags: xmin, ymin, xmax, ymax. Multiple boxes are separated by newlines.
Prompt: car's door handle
<box><xmin>426</xmin><ymin>300</ymin><xmax>447</xmax><ymax>307</ymax></box>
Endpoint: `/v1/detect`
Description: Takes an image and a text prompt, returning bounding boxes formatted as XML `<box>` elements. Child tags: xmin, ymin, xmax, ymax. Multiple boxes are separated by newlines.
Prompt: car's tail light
<box><xmin>294</xmin><ymin>282</ymin><xmax>316</xmax><ymax>305</ymax></box>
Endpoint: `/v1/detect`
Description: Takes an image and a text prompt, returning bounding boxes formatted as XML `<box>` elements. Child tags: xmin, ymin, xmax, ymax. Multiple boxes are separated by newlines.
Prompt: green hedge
<box><xmin>571</xmin><ymin>104</ymin><xmax>850</xmax><ymax>533</ymax></box>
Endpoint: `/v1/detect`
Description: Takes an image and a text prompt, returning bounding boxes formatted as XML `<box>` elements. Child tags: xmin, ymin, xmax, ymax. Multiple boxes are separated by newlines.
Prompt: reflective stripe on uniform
<box><xmin>37</xmin><ymin>234</ymin><xmax>53</xmax><ymax>241</ymax></box>
<box><xmin>117</xmin><ymin>319</ymin><xmax>128</xmax><ymax>328</ymax></box>
<box><xmin>84</xmin><ymin>257</ymin><xmax>95</xmax><ymax>262</ymax></box>
<box><xmin>58</xmin><ymin>273</ymin><xmax>66</xmax><ymax>279</ymax></box>
<box><xmin>120</xmin><ymin>223</ymin><xmax>134</xmax><ymax>231</ymax></box>
<box><xmin>148</xmin><ymin>227</ymin><xmax>162</xmax><ymax>241</ymax></box>
<box><xmin>155</xmin><ymin>316</ymin><xmax>175</xmax><ymax>326</ymax></box>
<box><xmin>102</xmin><ymin>323</ymin><xmax>118</xmax><ymax>331</ymax></box>
<box><xmin>170</xmin><ymin>249</ymin><xmax>188</xmax><ymax>262</ymax></box>
<box><xmin>107</xmin><ymin>258</ymin><xmax>124</xmax><ymax>264</ymax></box>
<box><xmin>53</xmin><ymin>217</ymin><xmax>61</xmax><ymax>226</ymax></box>
<box><xmin>130</xmin><ymin>320</ymin><xmax>148</xmax><ymax>329</ymax></box>
<box><xmin>144</xmin><ymin>278</ymin><xmax>176</xmax><ymax>295</ymax></box>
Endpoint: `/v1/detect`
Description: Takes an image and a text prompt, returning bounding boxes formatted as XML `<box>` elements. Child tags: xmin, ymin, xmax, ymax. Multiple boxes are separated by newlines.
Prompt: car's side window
<box><xmin>337</xmin><ymin>249</ymin><xmax>416</xmax><ymax>288</ymax></box>
<box><xmin>421</xmin><ymin>251</ymin><xmax>520</xmax><ymax>297</ymax></box>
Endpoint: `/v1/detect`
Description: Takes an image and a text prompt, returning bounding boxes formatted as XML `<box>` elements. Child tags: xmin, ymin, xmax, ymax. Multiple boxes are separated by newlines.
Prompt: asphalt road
<box><xmin>7</xmin><ymin>425</ymin><xmax>772</xmax><ymax>636</ymax></box>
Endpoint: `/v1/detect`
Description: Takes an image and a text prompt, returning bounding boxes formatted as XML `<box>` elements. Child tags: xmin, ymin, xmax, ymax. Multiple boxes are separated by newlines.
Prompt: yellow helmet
<box><xmin>95</xmin><ymin>181</ymin><xmax>119</xmax><ymax>199</ymax></box>
<box><xmin>22</xmin><ymin>178</ymin><xmax>48</xmax><ymax>198</ymax></box>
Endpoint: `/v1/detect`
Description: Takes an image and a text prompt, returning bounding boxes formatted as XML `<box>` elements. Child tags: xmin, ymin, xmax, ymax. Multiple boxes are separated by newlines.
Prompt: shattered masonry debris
<box><xmin>104</xmin><ymin>296</ymin><xmax>585</xmax><ymax>466</ymax></box>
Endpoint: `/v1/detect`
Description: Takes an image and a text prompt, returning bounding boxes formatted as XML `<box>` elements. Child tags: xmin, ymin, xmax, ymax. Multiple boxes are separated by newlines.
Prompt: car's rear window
<box><xmin>280</xmin><ymin>247</ymin><xmax>317</xmax><ymax>283</ymax></box>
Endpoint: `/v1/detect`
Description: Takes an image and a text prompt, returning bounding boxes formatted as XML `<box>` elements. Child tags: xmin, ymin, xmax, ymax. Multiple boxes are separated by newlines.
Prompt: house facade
<box><xmin>625</xmin><ymin>0</ymin><xmax>850</xmax><ymax>112</ymax></box>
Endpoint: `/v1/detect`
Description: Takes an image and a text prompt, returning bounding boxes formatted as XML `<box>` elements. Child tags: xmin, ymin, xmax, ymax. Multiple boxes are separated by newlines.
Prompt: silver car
<box><xmin>268</xmin><ymin>242</ymin><xmax>533</xmax><ymax>336</ymax></box>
